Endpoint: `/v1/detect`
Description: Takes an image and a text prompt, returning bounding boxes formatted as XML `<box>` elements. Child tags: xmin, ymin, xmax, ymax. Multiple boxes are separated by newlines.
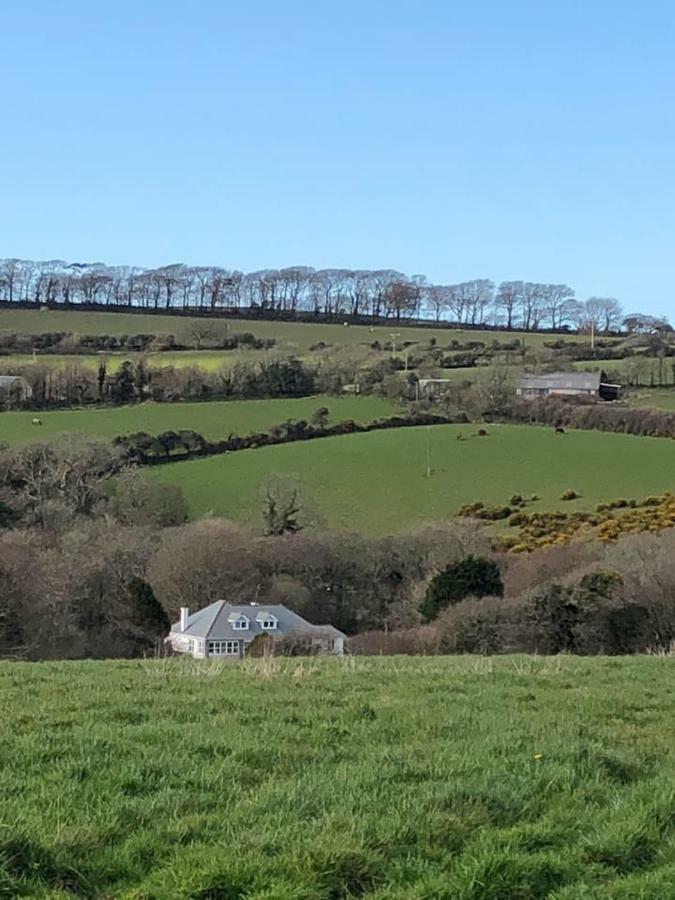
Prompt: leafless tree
<box><xmin>542</xmin><ymin>283</ymin><xmax>576</xmax><ymax>329</ymax></box>
<box><xmin>495</xmin><ymin>281</ymin><xmax>524</xmax><ymax>329</ymax></box>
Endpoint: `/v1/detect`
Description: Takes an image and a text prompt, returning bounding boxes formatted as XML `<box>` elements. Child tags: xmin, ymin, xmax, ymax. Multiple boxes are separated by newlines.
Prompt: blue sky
<box><xmin>2</xmin><ymin>1</ymin><xmax>674</xmax><ymax>313</ymax></box>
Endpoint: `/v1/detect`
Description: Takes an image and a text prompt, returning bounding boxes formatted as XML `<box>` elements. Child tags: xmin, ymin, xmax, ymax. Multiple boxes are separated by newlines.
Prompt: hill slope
<box><xmin>150</xmin><ymin>423</ymin><xmax>675</xmax><ymax>532</ymax></box>
<box><xmin>0</xmin><ymin>306</ymin><xmax>575</xmax><ymax>348</ymax></box>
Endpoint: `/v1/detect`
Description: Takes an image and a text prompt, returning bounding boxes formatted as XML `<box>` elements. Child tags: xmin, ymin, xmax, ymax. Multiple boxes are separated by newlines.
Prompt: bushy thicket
<box><xmin>113</xmin><ymin>411</ymin><xmax>461</xmax><ymax>464</ymax></box>
<box><xmin>0</xmin><ymin>356</ymin><xmax>318</xmax><ymax>409</ymax></box>
<box><xmin>511</xmin><ymin>396</ymin><xmax>675</xmax><ymax>439</ymax></box>
<box><xmin>354</xmin><ymin>530</ymin><xmax>675</xmax><ymax>657</ymax></box>
<box><xmin>0</xmin><ymin>329</ymin><xmax>274</xmax><ymax>355</ymax></box>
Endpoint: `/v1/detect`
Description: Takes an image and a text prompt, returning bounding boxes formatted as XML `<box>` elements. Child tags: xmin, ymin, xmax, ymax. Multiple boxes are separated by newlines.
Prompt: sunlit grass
<box><xmin>151</xmin><ymin>423</ymin><xmax>675</xmax><ymax>533</ymax></box>
<box><xmin>0</xmin><ymin>396</ymin><xmax>398</xmax><ymax>446</ymax></box>
<box><xmin>2</xmin><ymin>654</ymin><xmax>675</xmax><ymax>897</ymax></box>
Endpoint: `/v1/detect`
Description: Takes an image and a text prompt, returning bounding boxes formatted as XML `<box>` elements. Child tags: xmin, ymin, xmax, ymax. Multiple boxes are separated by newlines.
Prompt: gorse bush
<box><xmin>497</xmin><ymin>491</ymin><xmax>675</xmax><ymax>552</ymax></box>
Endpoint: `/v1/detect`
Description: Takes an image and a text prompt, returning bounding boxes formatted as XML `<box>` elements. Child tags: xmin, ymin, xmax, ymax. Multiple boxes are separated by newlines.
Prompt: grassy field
<box><xmin>0</xmin><ymin>350</ymin><xmax>279</xmax><ymax>372</ymax></box>
<box><xmin>151</xmin><ymin>423</ymin><xmax>675</xmax><ymax>533</ymax></box>
<box><xmin>0</xmin><ymin>396</ymin><xmax>397</xmax><ymax>446</ymax></box>
<box><xmin>0</xmin><ymin>307</ymin><xmax>580</xmax><ymax>349</ymax></box>
<box><xmin>3</xmin><ymin>655</ymin><xmax>675</xmax><ymax>898</ymax></box>
<box><xmin>629</xmin><ymin>389</ymin><xmax>675</xmax><ymax>410</ymax></box>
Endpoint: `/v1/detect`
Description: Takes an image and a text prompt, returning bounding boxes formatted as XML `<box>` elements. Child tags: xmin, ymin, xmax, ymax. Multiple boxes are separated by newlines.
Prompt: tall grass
<box><xmin>2</xmin><ymin>655</ymin><xmax>675</xmax><ymax>897</ymax></box>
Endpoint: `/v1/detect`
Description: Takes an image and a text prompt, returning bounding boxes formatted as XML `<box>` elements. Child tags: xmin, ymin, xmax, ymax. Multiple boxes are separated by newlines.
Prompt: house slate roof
<box><xmin>170</xmin><ymin>602</ymin><xmax>346</xmax><ymax>642</ymax></box>
<box><xmin>518</xmin><ymin>371</ymin><xmax>602</xmax><ymax>391</ymax></box>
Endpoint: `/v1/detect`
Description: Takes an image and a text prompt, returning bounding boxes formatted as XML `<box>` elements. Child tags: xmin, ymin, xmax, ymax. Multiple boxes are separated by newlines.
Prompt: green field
<box><xmin>0</xmin><ymin>396</ymin><xmax>397</xmax><ymax>446</ymax></box>
<box><xmin>0</xmin><ymin>307</ymin><xmax>578</xmax><ymax>349</ymax></box>
<box><xmin>151</xmin><ymin>423</ymin><xmax>675</xmax><ymax>532</ymax></box>
<box><xmin>574</xmin><ymin>357</ymin><xmax>675</xmax><ymax>386</ymax></box>
<box><xmin>3</xmin><ymin>655</ymin><xmax>675</xmax><ymax>898</ymax></box>
<box><xmin>630</xmin><ymin>389</ymin><xmax>675</xmax><ymax>410</ymax></box>
<box><xmin>0</xmin><ymin>349</ymin><xmax>280</xmax><ymax>373</ymax></box>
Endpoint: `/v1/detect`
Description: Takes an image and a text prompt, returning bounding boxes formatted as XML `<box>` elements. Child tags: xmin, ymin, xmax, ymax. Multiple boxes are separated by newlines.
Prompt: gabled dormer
<box><xmin>256</xmin><ymin>611</ymin><xmax>278</xmax><ymax>630</ymax></box>
<box><xmin>228</xmin><ymin>612</ymin><xmax>250</xmax><ymax>631</ymax></box>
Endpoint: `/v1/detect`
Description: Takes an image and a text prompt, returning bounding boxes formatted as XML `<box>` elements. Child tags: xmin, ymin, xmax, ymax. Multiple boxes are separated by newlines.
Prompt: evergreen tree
<box><xmin>420</xmin><ymin>555</ymin><xmax>503</xmax><ymax>621</ymax></box>
<box><xmin>125</xmin><ymin>577</ymin><xmax>170</xmax><ymax>649</ymax></box>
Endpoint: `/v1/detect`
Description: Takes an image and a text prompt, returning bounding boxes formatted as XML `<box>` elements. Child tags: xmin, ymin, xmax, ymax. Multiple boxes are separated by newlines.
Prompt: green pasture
<box><xmin>628</xmin><ymin>388</ymin><xmax>675</xmax><ymax>410</ymax></box>
<box><xmin>0</xmin><ymin>306</ymin><xmax>579</xmax><ymax>349</ymax></box>
<box><xmin>3</xmin><ymin>655</ymin><xmax>675</xmax><ymax>898</ymax></box>
<box><xmin>574</xmin><ymin>357</ymin><xmax>675</xmax><ymax>386</ymax></box>
<box><xmin>0</xmin><ymin>396</ymin><xmax>398</xmax><ymax>446</ymax></box>
<box><xmin>0</xmin><ymin>349</ymin><xmax>282</xmax><ymax>373</ymax></box>
<box><xmin>151</xmin><ymin>423</ymin><xmax>675</xmax><ymax>533</ymax></box>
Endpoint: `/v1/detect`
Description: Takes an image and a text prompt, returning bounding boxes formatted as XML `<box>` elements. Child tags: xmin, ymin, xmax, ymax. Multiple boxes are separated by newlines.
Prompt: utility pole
<box><xmin>389</xmin><ymin>332</ymin><xmax>401</xmax><ymax>358</ymax></box>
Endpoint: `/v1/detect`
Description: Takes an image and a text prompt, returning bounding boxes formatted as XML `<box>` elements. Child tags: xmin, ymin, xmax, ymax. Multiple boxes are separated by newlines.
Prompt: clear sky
<box><xmin>2</xmin><ymin>1</ymin><xmax>674</xmax><ymax>314</ymax></box>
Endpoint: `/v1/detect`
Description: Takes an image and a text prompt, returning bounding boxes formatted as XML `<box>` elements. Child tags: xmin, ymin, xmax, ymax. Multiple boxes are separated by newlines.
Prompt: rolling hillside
<box><xmin>151</xmin><ymin>423</ymin><xmax>675</xmax><ymax>533</ymax></box>
<box><xmin>0</xmin><ymin>306</ymin><xmax>579</xmax><ymax>348</ymax></box>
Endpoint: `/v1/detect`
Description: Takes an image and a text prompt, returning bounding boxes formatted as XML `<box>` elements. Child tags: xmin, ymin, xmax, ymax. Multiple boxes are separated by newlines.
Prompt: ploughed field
<box><xmin>151</xmin><ymin>423</ymin><xmax>675</xmax><ymax>533</ymax></box>
<box><xmin>0</xmin><ymin>396</ymin><xmax>398</xmax><ymax>446</ymax></box>
<box><xmin>0</xmin><ymin>307</ymin><xmax>578</xmax><ymax>349</ymax></box>
<box><xmin>2</xmin><ymin>655</ymin><xmax>675</xmax><ymax>898</ymax></box>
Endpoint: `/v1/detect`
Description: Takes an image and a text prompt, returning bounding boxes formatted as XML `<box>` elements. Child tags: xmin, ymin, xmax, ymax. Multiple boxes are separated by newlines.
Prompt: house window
<box><xmin>233</xmin><ymin>617</ymin><xmax>249</xmax><ymax>630</ymax></box>
<box><xmin>261</xmin><ymin>619</ymin><xmax>277</xmax><ymax>630</ymax></box>
<box><xmin>208</xmin><ymin>640</ymin><xmax>240</xmax><ymax>656</ymax></box>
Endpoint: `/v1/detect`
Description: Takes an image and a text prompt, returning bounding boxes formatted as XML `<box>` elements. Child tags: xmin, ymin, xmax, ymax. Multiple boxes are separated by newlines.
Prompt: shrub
<box><xmin>420</xmin><ymin>555</ymin><xmax>504</xmax><ymax>621</ymax></box>
<box><xmin>509</xmin><ymin>494</ymin><xmax>524</xmax><ymax>506</ymax></box>
<box><xmin>560</xmin><ymin>489</ymin><xmax>578</xmax><ymax>501</ymax></box>
<box><xmin>508</xmin><ymin>512</ymin><xmax>527</xmax><ymax>527</ymax></box>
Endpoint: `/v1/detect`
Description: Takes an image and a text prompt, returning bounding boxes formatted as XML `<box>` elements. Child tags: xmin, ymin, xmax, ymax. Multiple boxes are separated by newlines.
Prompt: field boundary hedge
<box><xmin>113</xmin><ymin>411</ymin><xmax>468</xmax><ymax>466</ymax></box>
<box><xmin>508</xmin><ymin>396</ymin><xmax>675</xmax><ymax>440</ymax></box>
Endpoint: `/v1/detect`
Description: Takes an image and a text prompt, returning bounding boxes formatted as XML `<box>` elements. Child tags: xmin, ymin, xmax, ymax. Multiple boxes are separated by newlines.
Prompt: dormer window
<box><xmin>256</xmin><ymin>611</ymin><xmax>278</xmax><ymax>630</ymax></box>
<box><xmin>231</xmin><ymin>615</ymin><xmax>249</xmax><ymax>631</ymax></box>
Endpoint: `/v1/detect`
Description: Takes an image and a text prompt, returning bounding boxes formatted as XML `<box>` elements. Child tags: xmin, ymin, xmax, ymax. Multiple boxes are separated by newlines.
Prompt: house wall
<box><xmin>169</xmin><ymin>630</ymin><xmax>345</xmax><ymax>659</ymax></box>
<box><xmin>519</xmin><ymin>387</ymin><xmax>597</xmax><ymax>398</ymax></box>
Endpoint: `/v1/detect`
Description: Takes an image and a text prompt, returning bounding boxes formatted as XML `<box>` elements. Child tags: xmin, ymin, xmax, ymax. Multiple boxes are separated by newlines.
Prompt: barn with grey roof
<box><xmin>166</xmin><ymin>602</ymin><xmax>346</xmax><ymax>659</ymax></box>
<box><xmin>517</xmin><ymin>371</ymin><xmax>620</xmax><ymax>401</ymax></box>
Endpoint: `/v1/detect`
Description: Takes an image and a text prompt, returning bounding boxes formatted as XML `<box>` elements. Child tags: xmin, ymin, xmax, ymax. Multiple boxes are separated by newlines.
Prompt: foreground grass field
<box><xmin>0</xmin><ymin>307</ymin><xmax>576</xmax><ymax>349</ymax></box>
<box><xmin>0</xmin><ymin>396</ymin><xmax>397</xmax><ymax>446</ymax></box>
<box><xmin>2</xmin><ymin>655</ymin><xmax>675</xmax><ymax>898</ymax></box>
<box><xmin>152</xmin><ymin>423</ymin><xmax>675</xmax><ymax>532</ymax></box>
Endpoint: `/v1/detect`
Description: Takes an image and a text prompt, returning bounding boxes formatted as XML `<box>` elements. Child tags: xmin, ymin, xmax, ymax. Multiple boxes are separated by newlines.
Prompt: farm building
<box><xmin>0</xmin><ymin>375</ymin><xmax>32</xmax><ymax>404</ymax></box>
<box><xmin>417</xmin><ymin>378</ymin><xmax>454</xmax><ymax>399</ymax></box>
<box><xmin>517</xmin><ymin>371</ymin><xmax>620</xmax><ymax>401</ymax></box>
<box><xmin>166</xmin><ymin>602</ymin><xmax>346</xmax><ymax>659</ymax></box>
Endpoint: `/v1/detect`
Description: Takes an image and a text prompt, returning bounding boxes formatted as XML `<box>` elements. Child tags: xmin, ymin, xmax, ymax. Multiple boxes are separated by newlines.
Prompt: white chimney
<box><xmin>180</xmin><ymin>607</ymin><xmax>189</xmax><ymax>632</ymax></box>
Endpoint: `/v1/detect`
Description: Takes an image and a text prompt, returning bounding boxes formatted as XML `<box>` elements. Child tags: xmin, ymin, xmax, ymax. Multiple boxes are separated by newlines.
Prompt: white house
<box><xmin>166</xmin><ymin>601</ymin><xmax>346</xmax><ymax>659</ymax></box>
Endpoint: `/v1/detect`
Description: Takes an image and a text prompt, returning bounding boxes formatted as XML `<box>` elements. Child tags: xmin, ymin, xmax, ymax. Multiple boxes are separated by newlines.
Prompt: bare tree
<box><xmin>542</xmin><ymin>284</ymin><xmax>576</xmax><ymax>329</ymax></box>
<box><xmin>584</xmin><ymin>297</ymin><xmax>623</xmax><ymax>333</ymax></box>
<box><xmin>495</xmin><ymin>281</ymin><xmax>524</xmax><ymax>329</ymax></box>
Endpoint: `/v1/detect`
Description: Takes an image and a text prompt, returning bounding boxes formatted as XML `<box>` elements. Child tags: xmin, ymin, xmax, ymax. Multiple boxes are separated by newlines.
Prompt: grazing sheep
<box><xmin>32</xmin><ymin>418</ymin><xmax>42</xmax><ymax>425</ymax></box>
<box><xmin>555</xmin><ymin>426</ymin><xmax>566</xmax><ymax>434</ymax></box>
<box><xmin>477</xmin><ymin>428</ymin><xmax>488</xmax><ymax>437</ymax></box>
